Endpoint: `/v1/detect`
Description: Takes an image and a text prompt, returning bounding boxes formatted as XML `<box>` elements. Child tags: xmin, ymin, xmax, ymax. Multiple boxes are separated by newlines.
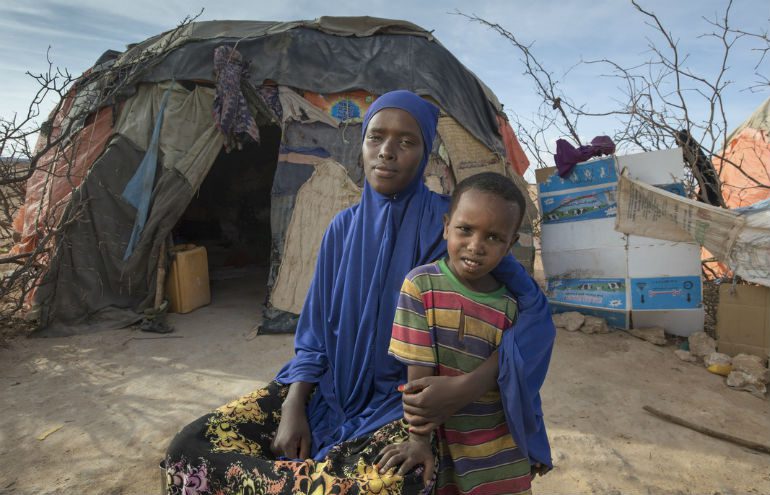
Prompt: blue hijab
<box><xmin>276</xmin><ymin>90</ymin><xmax>554</xmax><ymax>467</ymax></box>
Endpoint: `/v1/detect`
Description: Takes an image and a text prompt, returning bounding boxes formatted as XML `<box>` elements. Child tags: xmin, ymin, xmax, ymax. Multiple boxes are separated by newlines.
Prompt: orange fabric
<box><xmin>11</xmin><ymin>104</ymin><xmax>115</xmax><ymax>256</ymax></box>
<box><xmin>705</xmin><ymin>126</ymin><xmax>769</xmax><ymax>277</ymax></box>
<box><xmin>702</xmin><ymin>246</ymin><xmax>732</xmax><ymax>280</ymax></box>
<box><xmin>497</xmin><ymin>114</ymin><xmax>529</xmax><ymax>175</ymax></box>
<box><xmin>11</xmin><ymin>205</ymin><xmax>25</xmax><ymax>234</ymax></box>
<box><xmin>713</xmin><ymin>127</ymin><xmax>770</xmax><ymax>208</ymax></box>
<box><xmin>302</xmin><ymin>90</ymin><xmax>375</xmax><ymax>121</ymax></box>
<box><xmin>10</xmin><ymin>87</ymin><xmax>76</xmax><ymax>255</ymax></box>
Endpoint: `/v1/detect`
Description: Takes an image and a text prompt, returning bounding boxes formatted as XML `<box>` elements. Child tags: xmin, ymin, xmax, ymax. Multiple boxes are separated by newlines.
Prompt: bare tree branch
<box><xmin>454</xmin><ymin>10</ymin><xmax>584</xmax><ymax>146</ymax></box>
<box><xmin>0</xmin><ymin>12</ymin><xmax>202</xmax><ymax>325</ymax></box>
<box><xmin>461</xmin><ymin>1</ymin><xmax>768</xmax><ymax>212</ymax></box>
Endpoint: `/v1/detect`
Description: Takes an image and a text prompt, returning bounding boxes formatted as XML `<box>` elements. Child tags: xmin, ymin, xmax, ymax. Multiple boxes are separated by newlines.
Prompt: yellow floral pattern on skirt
<box><xmin>217</xmin><ymin>458</ymin><xmax>403</xmax><ymax>495</ymax></box>
<box><xmin>165</xmin><ymin>381</ymin><xmax>431</xmax><ymax>495</ymax></box>
<box><xmin>206</xmin><ymin>387</ymin><xmax>286</xmax><ymax>456</ymax></box>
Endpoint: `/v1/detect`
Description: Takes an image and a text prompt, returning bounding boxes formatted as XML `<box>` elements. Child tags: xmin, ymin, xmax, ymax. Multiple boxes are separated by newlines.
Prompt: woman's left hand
<box><xmin>400</xmin><ymin>375</ymin><xmax>470</xmax><ymax>435</ymax></box>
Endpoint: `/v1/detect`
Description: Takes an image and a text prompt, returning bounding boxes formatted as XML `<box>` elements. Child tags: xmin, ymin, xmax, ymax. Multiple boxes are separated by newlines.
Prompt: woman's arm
<box><xmin>271</xmin><ymin>225</ymin><xmax>340</xmax><ymax>460</ymax></box>
<box><xmin>285</xmin><ymin>381</ymin><xmax>315</xmax><ymax>405</ymax></box>
<box><xmin>402</xmin><ymin>365</ymin><xmax>434</xmax><ymax>437</ymax></box>
<box><xmin>276</xmin><ymin>212</ymin><xmax>353</xmax><ymax>385</ymax></box>
<box><xmin>271</xmin><ymin>381</ymin><xmax>315</xmax><ymax>459</ymax></box>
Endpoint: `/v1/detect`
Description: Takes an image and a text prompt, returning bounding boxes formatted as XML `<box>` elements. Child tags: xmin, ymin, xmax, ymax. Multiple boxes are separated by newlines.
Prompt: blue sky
<box><xmin>1</xmin><ymin>0</ymin><xmax>769</xmax><ymax>172</ymax></box>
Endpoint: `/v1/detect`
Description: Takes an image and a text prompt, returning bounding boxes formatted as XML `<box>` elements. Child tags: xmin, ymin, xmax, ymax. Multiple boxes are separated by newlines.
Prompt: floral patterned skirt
<box><xmin>164</xmin><ymin>380</ymin><xmax>433</xmax><ymax>495</ymax></box>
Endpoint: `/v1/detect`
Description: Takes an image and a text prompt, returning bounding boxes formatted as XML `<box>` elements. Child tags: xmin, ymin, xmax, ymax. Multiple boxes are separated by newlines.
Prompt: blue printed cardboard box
<box><xmin>536</xmin><ymin>149</ymin><xmax>705</xmax><ymax>335</ymax></box>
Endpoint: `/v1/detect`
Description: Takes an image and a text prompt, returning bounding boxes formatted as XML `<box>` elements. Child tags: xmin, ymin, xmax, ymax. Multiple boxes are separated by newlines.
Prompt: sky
<box><xmin>1</xmin><ymin>0</ymin><xmax>769</xmax><ymax>173</ymax></box>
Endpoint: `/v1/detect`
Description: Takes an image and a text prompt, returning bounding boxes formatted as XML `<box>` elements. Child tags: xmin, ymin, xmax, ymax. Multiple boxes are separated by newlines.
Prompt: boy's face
<box><xmin>443</xmin><ymin>189</ymin><xmax>521</xmax><ymax>292</ymax></box>
<box><xmin>362</xmin><ymin>108</ymin><xmax>424</xmax><ymax>196</ymax></box>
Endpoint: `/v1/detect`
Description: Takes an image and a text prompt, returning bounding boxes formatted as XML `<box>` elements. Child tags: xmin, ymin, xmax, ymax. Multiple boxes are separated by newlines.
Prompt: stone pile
<box><xmin>673</xmin><ymin>331</ymin><xmax>770</xmax><ymax>399</ymax></box>
<box><xmin>552</xmin><ymin>312</ymin><xmax>610</xmax><ymax>334</ymax></box>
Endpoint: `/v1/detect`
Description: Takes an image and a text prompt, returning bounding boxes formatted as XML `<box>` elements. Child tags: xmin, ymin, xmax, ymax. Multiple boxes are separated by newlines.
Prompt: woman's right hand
<box><xmin>271</xmin><ymin>398</ymin><xmax>311</xmax><ymax>459</ymax></box>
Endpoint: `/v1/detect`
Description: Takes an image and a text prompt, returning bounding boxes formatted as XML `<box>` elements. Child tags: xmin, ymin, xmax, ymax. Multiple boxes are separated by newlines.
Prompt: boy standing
<box><xmin>379</xmin><ymin>172</ymin><xmax>539</xmax><ymax>495</ymax></box>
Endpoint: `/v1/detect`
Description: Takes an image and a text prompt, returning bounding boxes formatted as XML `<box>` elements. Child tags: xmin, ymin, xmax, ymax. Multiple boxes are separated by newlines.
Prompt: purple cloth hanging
<box><xmin>212</xmin><ymin>45</ymin><xmax>260</xmax><ymax>151</ymax></box>
<box><xmin>554</xmin><ymin>136</ymin><xmax>615</xmax><ymax>177</ymax></box>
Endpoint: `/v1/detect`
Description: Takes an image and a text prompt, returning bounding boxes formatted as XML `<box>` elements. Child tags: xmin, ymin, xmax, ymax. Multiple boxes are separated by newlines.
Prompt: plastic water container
<box><xmin>165</xmin><ymin>244</ymin><xmax>211</xmax><ymax>314</ymax></box>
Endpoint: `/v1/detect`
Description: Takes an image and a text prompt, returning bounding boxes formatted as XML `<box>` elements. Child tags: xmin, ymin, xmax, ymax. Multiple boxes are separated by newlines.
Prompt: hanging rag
<box><xmin>554</xmin><ymin>135</ymin><xmax>615</xmax><ymax>178</ymax></box>
<box><xmin>497</xmin><ymin>114</ymin><xmax>530</xmax><ymax>175</ymax></box>
<box><xmin>122</xmin><ymin>84</ymin><xmax>174</xmax><ymax>260</ymax></box>
<box><xmin>212</xmin><ymin>45</ymin><xmax>260</xmax><ymax>151</ymax></box>
<box><xmin>277</xmin><ymin>86</ymin><xmax>340</xmax><ymax>128</ymax></box>
<box><xmin>257</xmin><ymin>85</ymin><xmax>283</xmax><ymax>121</ymax></box>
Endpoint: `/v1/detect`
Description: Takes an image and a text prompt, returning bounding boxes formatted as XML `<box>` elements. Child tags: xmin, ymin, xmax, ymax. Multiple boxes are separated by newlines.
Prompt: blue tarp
<box><xmin>122</xmin><ymin>84</ymin><xmax>174</xmax><ymax>260</ymax></box>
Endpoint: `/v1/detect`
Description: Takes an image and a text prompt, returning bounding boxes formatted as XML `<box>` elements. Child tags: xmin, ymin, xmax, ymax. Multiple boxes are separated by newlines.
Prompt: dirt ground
<box><xmin>1</xmin><ymin>273</ymin><xmax>769</xmax><ymax>495</ymax></box>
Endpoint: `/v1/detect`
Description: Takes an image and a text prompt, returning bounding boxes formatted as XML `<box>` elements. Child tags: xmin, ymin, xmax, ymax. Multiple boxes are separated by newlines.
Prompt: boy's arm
<box><xmin>376</xmin><ymin>365</ymin><xmax>436</xmax><ymax>484</ymax></box>
<box><xmin>402</xmin><ymin>351</ymin><xmax>499</xmax><ymax>435</ymax></box>
<box><xmin>384</xmin><ymin>270</ymin><xmax>439</xmax><ymax>479</ymax></box>
<box><xmin>402</xmin><ymin>365</ymin><xmax>436</xmax><ymax>438</ymax></box>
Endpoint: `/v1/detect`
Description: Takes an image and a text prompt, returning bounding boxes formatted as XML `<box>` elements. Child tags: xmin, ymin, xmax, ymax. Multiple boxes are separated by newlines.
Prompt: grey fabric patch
<box><xmin>36</xmin><ymin>136</ymin><xmax>195</xmax><ymax>336</ymax></box>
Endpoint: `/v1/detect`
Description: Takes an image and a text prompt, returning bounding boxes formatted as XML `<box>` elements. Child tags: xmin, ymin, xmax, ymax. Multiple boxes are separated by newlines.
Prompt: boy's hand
<box><xmin>401</xmin><ymin>375</ymin><xmax>470</xmax><ymax>435</ymax></box>
<box><xmin>376</xmin><ymin>437</ymin><xmax>435</xmax><ymax>486</ymax></box>
<box><xmin>402</xmin><ymin>350</ymin><xmax>501</xmax><ymax>435</ymax></box>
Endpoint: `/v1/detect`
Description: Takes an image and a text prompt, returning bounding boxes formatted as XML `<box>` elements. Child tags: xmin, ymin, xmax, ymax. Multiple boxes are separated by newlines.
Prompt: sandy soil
<box><xmin>1</xmin><ymin>273</ymin><xmax>769</xmax><ymax>495</ymax></box>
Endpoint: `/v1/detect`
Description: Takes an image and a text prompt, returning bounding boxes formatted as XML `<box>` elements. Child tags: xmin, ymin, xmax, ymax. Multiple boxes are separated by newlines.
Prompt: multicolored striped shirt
<box><xmin>389</xmin><ymin>259</ymin><xmax>532</xmax><ymax>495</ymax></box>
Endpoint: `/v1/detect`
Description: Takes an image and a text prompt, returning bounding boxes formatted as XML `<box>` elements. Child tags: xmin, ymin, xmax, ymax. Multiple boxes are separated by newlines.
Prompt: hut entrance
<box><xmin>172</xmin><ymin>125</ymin><xmax>281</xmax><ymax>312</ymax></box>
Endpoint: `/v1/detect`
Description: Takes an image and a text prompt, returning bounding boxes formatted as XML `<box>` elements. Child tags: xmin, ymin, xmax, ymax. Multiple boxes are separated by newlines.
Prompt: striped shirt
<box><xmin>389</xmin><ymin>259</ymin><xmax>532</xmax><ymax>495</ymax></box>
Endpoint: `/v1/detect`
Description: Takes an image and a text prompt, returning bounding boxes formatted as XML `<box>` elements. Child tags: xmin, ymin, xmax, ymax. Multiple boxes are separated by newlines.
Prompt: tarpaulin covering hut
<box><xmin>713</xmin><ymin>96</ymin><xmax>770</xmax><ymax>208</ymax></box>
<box><xmin>12</xmin><ymin>17</ymin><xmax>533</xmax><ymax>335</ymax></box>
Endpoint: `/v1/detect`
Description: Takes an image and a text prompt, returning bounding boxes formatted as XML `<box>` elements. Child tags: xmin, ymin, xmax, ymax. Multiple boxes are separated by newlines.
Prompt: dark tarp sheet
<box><xmin>117</xmin><ymin>18</ymin><xmax>434</xmax><ymax>68</ymax></box>
<box><xmin>118</xmin><ymin>21</ymin><xmax>504</xmax><ymax>155</ymax></box>
<box><xmin>36</xmin><ymin>136</ymin><xmax>197</xmax><ymax>336</ymax></box>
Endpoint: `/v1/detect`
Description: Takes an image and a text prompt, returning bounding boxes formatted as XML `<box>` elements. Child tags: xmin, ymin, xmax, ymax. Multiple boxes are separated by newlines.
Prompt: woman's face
<box><xmin>362</xmin><ymin>108</ymin><xmax>424</xmax><ymax>196</ymax></box>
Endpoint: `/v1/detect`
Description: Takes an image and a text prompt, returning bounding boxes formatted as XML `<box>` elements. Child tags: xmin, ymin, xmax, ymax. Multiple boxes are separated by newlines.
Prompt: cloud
<box><xmin>1</xmin><ymin>0</ymin><xmax>768</xmax><ymax>145</ymax></box>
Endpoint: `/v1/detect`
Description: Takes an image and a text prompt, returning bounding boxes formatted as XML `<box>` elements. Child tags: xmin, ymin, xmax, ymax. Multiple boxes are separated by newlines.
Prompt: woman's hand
<box><xmin>271</xmin><ymin>398</ymin><xmax>311</xmax><ymax>459</ymax></box>
<box><xmin>271</xmin><ymin>382</ymin><xmax>314</xmax><ymax>460</ymax></box>
<box><xmin>400</xmin><ymin>375</ymin><xmax>471</xmax><ymax>435</ymax></box>
<box><xmin>376</xmin><ymin>435</ymin><xmax>435</xmax><ymax>485</ymax></box>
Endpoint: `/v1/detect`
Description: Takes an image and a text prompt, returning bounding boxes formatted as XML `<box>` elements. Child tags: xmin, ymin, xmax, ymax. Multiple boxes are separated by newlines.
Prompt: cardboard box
<box><xmin>537</xmin><ymin>150</ymin><xmax>705</xmax><ymax>335</ymax></box>
<box><xmin>166</xmin><ymin>245</ymin><xmax>211</xmax><ymax>314</ymax></box>
<box><xmin>717</xmin><ymin>284</ymin><xmax>770</xmax><ymax>359</ymax></box>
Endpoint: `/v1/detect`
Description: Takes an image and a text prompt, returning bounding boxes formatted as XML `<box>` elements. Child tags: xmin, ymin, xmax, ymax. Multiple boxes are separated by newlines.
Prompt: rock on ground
<box><xmin>629</xmin><ymin>327</ymin><xmax>666</xmax><ymax>345</ymax></box>
<box><xmin>726</xmin><ymin>370</ymin><xmax>768</xmax><ymax>398</ymax></box>
<box><xmin>552</xmin><ymin>311</ymin><xmax>585</xmax><ymax>332</ymax></box>
<box><xmin>688</xmin><ymin>331</ymin><xmax>717</xmax><ymax>360</ymax></box>
<box><xmin>581</xmin><ymin>315</ymin><xmax>609</xmax><ymax>334</ymax></box>
<box><xmin>674</xmin><ymin>349</ymin><xmax>698</xmax><ymax>363</ymax></box>
<box><xmin>731</xmin><ymin>353</ymin><xmax>770</xmax><ymax>383</ymax></box>
<box><xmin>704</xmin><ymin>352</ymin><xmax>732</xmax><ymax>368</ymax></box>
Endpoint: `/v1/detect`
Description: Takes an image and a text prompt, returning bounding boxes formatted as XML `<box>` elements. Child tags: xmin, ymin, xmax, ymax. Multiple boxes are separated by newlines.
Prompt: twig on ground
<box><xmin>643</xmin><ymin>405</ymin><xmax>770</xmax><ymax>455</ymax></box>
<box><xmin>122</xmin><ymin>335</ymin><xmax>184</xmax><ymax>346</ymax></box>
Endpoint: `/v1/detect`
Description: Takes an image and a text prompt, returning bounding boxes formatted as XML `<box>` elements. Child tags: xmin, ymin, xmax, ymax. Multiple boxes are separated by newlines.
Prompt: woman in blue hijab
<box><xmin>164</xmin><ymin>90</ymin><xmax>554</xmax><ymax>494</ymax></box>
